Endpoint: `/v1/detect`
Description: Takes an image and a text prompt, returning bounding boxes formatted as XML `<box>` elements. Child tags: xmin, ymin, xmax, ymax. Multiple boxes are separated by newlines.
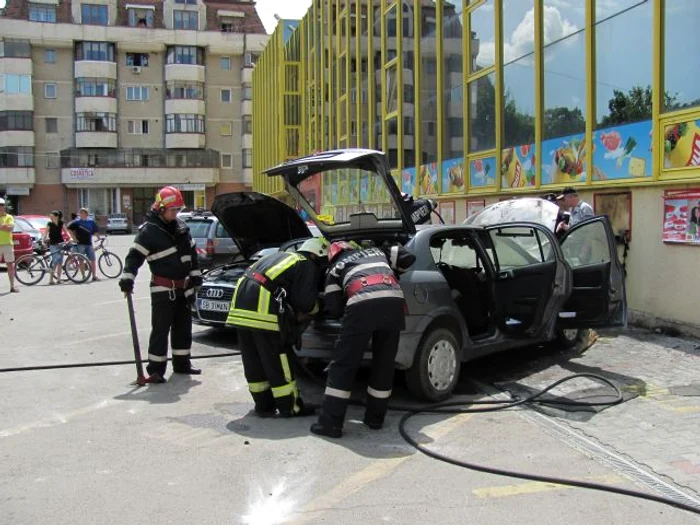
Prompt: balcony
<box><xmin>76</xmin><ymin>97</ymin><xmax>118</xmax><ymax>114</ymax></box>
<box><xmin>75</xmin><ymin>132</ymin><xmax>118</xmax><ymax>148</ymax></box>
<box><xmin>74</xmin><ymin>61</ymin><xmax>117</xmax><ymax>79</ymax></box>
<box><xmin>0</xmin><ymin>167</ymin><xmax>36</xmax><ymax>186</ymax></box>
<box><xmin>242</xmin><ymin>133</ymin><xmax>252</xmax><ymax>150</ymax></box>
<box><xmin>0</xmin><ymin>57</ymin><xmax>33</xmax><ymax>75</ymax></box>
<box><xmin>0</xmin><ymin>131</ymin><xmax>35</xmax><ymax>147</ymax></box>
<box><xmin>165</xmin><ymin>99</ymin><xmax>205</xmax><ymax>115</ymax></box>
<box><xmin>0</xmin><ymin>94</ymin><xmax>33</xmax><ymax>112</ymax></box>
<box><xmin>242</xmin><ymin>67</ymin><xmax>253</xmax><ymax>84</ymax></box>
<box><xmin>241</xmin><ymin>99</ymin><xmax>252</xmax><ymax>115</ymax></box>
<box><xmin>59</xmin><ymin>148</ymin><xmax>220</xmax><ymax>186</ymax></box>
<box><xmin>165</xmin><ymin>64</ymin><xmax>205</xmax><ymax>83</ymax></box>
<box><xmin>166</xmin><ymin>133</ymin><xmax>205</xmax><ymax>149</ymax></box>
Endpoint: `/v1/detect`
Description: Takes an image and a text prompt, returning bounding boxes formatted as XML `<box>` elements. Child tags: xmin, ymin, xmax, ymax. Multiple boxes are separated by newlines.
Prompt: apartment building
<box><xmin>0</xmin><ymin>0</ymin><xmax>267</xmax><ymax>225</ymax></box>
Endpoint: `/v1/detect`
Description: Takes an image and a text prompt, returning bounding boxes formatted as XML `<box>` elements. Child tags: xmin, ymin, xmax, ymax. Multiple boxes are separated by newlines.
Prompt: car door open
<box><xmin>557</xmin><ymin>216</ymin><xmax>627</xmax><ymax>328</ymax></box>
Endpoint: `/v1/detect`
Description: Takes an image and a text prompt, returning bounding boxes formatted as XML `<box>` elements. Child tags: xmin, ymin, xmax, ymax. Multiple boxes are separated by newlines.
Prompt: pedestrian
<box><xmin>67</xmin><ymin>207</ymin><xmax>101</xmax><ymax>281</ymax></box>
<box><xmin>556</xmin><ymin>186</ymin><xmax>594</xmax><ymax>234</ymax></box>
<box><xmin>118</xmin><ymin>186</ymin><xmax>202</xmax><ymax>383</ymax></box>
<box><xmin>226</xmin><ymin>237</ymin><xmax>328</xmax><ymax>418</ymax></box>
<box><xmin>311</xmin><ymin>240</ymin><xmax>415</xmax><ymax>439</ymax></box>
<box><xmin>0</xmin><ymin>198</ymin><xmax>19</xmax><ymax>293</ymax></box>
<box><xmin>543</xmin><ymin>192</ymin><xmax>570</xmax><ymax>240</ymax></box>
<box><xmin>43</xmin><ymin>210</ymin><xmax>68</xmax><ymax>285</ymax></box>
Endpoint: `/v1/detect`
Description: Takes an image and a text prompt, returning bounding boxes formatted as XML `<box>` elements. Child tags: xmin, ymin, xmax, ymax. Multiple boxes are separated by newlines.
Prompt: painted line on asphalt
<box><xmin>287</xmin><ymin>413</ymin><xmax>474</xmax><ymax>524</ymax></box>
<box><xmin>95</xmin><ymin>295</ymin><xmax>150</xmax><ymax>306</ymax></box>
<box><xmin>473</xmin><ymin>474</ymin><xmax>625</xmax><ymax>499</ymax></box>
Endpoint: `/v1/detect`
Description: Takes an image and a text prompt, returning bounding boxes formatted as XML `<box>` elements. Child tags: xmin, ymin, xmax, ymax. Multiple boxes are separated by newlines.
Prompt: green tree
<box><xmin>600</xmin><ymin>85</ymin><xmax>679</xmax><ymax>127</ymax></box>
<box><xmin>543</xmin><ymin>107</ymin><xmax>586</xmax><ymax>140</ymax></box>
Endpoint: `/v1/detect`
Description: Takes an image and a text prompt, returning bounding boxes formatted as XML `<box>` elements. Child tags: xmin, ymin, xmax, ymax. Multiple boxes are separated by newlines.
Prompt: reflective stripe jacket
<box><xmin>121</xmin><ymin>211</ymin><xmax>201</xmax><ymax>291</ymax></box>
<box><xmin>324</xmin><ymin>246</ymin><xmax>412</xmax><ymax>318</ymax></box>
<box><xmin>227</xmin><ymin>251</ymin><xmax>320</xmax><ymax>332</ymax></box>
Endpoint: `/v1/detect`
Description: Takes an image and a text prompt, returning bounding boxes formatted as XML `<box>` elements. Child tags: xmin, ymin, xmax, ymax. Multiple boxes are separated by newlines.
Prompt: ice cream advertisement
<box><xmin>593</xmin><ymin>120</ymin><xmax>652</xmax><ymax>180</ymax></box>
<box><xmin>401</xmin><ymin>167</ymin><xmax>416</xmax><ymax>195</ymax></box>
<box><xmin>664</xmin><ymin>119</ymin><xmax>700</xmax><ymax>169</ymax></box>
<box><xmin>502</xmin><ymin>144</ymin><xmax>536</xmax><ymax>187</ymax></box>
<box><xmin>441</xmin><ymin>158</ymin><xmax>465</xmax><ymax>194</ymax></box>
<box><xmin>470</xmin><ymin>157</ymin><xmax>497</xmax><ymax>187</ymax></box>
<box><xmin>418</xmin><ymin>163</ymin><xmax>439</xmax><ymax>195</ymax></box>
<box><xmin>662</xmin><ymin>190</ymin><xmax>700</xmax><ymax>245</ymax></box>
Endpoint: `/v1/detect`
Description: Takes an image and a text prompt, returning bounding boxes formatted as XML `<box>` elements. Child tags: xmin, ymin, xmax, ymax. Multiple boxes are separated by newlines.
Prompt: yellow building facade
<box><xmin>253</xmin><ymin>0</ymin><xmax>700</xmax><ymax>334</ymax></box>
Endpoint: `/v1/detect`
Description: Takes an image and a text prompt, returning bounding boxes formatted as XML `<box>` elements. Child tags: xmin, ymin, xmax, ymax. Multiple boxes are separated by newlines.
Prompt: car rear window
<box><xmin>25</xmin><ymin>217</ymin><xmax>50</xmax><ymax>230</ymax></box>
<box><xmin>186</xmin><ymin>220</ymin><xmax>213</xmax><ymax>238</ymax></box>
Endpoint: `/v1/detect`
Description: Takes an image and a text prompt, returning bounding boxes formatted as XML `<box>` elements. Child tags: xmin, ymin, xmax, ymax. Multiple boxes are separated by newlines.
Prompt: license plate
<box><xmin>199</xmin><ymin>299</ymin><xmax>229</xmax><ymax>312</ymax></box>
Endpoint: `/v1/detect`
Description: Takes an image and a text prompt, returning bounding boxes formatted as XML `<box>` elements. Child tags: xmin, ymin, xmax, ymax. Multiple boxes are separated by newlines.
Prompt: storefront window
<box><xmin>663</xmin><ymin>0</ymin><xmax>700</xmax><ymax>112</ymax></box>
<box><xmin>402</xmin><ymin>1</ymin><xmax>416</xmax><ymax>167</ymax></box>
<box><xmin>442</xmin><ymin>0</ymin><xmax>463</xmax><ymax>183</ymax></box>
<box><xmin>420</xmin><ymin>3</ymin><xmax>438</xmax><ymax>166</ymax></box>
<box><xmin>359</xmin><ymin>4</ymin><xmax>371</xmax><ymax>148</ymax></box>
<box><xmin>469</xmin><ymin>0</ymin><xmax>494</xmax><ymax>74</ymax></box>
<box><xmin>468</xmin><ymin>73</ymin><xmax>496</xmax><ymax>153</ymax></box>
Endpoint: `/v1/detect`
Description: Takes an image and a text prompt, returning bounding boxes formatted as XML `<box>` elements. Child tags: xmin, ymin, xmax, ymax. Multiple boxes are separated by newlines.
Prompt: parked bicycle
<box><xmin>94</xmin><ymin>237</ymin><xmax>123</xmax><ymax>279</ymax></box>
<box><xmin>14</xmin><ymin>241</ymin><xmax>93</xmax><ymax>286</ymax></box>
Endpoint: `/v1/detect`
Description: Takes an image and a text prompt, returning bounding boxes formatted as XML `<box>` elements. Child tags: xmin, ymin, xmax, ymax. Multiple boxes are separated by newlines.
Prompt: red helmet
<box><xmin>152</xmin><ymin>186</ymin><xmax>185</xmax><ymax>211</ymax></box>
<box><xmin>328</xmin><ymin>241</ymin><xmax>355</xmax><ymax>262</ymax></box>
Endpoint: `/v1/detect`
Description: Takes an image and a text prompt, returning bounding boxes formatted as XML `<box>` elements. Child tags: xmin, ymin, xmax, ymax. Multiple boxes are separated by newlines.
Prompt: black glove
<box><xmin>119</xmin><ymin>278</ymin><xmax>134</xmax><ymax>294</ymax></box>
<box><xmin>189</xmin><ymin>275</ymin><xmax>203</xmax><ymax>288</ymax></box>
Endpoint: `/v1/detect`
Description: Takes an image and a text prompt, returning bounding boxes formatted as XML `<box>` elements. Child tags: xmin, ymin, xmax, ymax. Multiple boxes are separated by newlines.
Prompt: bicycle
<box><xmin>94</xmin><ymin>237</ymin><xmax>123</xmax><ymax>279</ymax></box>
<box><xmin>14</xmin><ymin>241</ymin><xmax>93</xmax><ymax>286</ymax></box>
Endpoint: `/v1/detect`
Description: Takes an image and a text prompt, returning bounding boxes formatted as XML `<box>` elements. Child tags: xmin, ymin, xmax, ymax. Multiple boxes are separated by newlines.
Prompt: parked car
<box><xmin>8</xmin><ymin>226</ymin><xmax>33</xmax><ymax>263</ymax></box>
<box><xmin>182</xmin><ymin>211</ymin><xmax>242</xmax><ymax>268</ymax></box>
<box><xmin>12</xmin><ymin>217</ymin><xmax>41</xmax><ymax>250</ymax></box>
<box><xmin>260</xmin><ymin>149</ymin><xmax>627</xmax><ymax>401</ymax></box>
<box><xmin>106</xmin><ymin>213</ymin><xmax>130</xmax><ymax>234</ymax></box>
<box><xmin>190</xmin><ymin>193</ymin><xmax>318</xmax><ymax>328</ymax></box>
<box><xmin>17</xmin><ymin>215</ymin><xmax>71</xmax><ymax>243</ymax></box>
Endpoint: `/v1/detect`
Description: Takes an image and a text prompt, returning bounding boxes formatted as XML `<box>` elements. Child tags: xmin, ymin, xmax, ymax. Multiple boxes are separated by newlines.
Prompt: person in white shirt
<box><xmin>556</xmin><ymin>186</ymin><xmax>594</xmax><ymax>234</ymax></box>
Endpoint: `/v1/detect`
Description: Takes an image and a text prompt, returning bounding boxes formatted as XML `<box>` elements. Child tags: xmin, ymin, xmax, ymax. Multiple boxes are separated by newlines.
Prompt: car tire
<box><xmin>555</xmin><ymin>327</ymin><xmax>584</xmax><ymax>349</ymax></box>
<box><xmin>406</xmin><ymin>328</ymin><xmax>461</xmax><ymax>402</ymax></box>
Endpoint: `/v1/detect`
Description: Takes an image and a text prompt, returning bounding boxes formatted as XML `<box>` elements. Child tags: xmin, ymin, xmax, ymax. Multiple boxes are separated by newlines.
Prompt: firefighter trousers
<box><xmin>146</xmin><ymin>291</ymin><xmax>193</xmax><ymax>376</ymax></box>
<box><xmin>320</xmin><ymin>304</ymin><xmax>402</xmax><ymax>428</ymax></box>
<box><xmin>237</xmin><ymin>328</ymin><xmax>304</xmax><ymax>416</ymax></box>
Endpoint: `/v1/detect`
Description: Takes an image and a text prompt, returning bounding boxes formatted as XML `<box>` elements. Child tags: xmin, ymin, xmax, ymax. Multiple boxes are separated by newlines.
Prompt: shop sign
<box><xmin>174</xmin><ymin>184</ymin><xmax>206</xmax><ymax>191</ymax></box>
<box><xmin>6</xmin><ymin>187</ymin><xmax>30</xmax><ymax>195</ymax></box>
<box><xmin>70</xmin><ymin>168</ymin><xmax>95</xmax><ymax>180</ymax></box>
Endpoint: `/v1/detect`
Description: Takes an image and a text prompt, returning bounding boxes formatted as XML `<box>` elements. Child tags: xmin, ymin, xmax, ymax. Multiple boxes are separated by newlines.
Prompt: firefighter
<box><xmin>227</xmin><ymin>237</ymin><xmax>328</xmax><ymax>418</ymax></box>
<box><xmin>311</xmin><ymin>240</ymin><xmax>415</xmax><ymax>439</ymax></box>
<box><xmin>118</xmin><ymin>186</ymin><xmax>202</xmax><ymax>383</ymax></box>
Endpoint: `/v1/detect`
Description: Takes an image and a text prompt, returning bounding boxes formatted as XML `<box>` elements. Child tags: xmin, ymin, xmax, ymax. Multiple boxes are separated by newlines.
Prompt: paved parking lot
<box><xmin>1</xmin><ymin>234</ymin><xmax>699</xmax><ymax>524</ymax></box>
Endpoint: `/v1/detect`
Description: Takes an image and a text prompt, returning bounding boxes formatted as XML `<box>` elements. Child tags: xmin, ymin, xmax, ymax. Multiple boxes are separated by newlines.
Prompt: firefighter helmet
<box><xmin>152</xmin><ymin>186</ymin><xmax>185</xmax><ymax>211</ymax></box>
<box><xmin>297</xmin><ymin>237</ymin><xmax>329</xmax><ymax>258</ymax></box>
<box><xmin>328</xmin><ymin>241</ymin><xmax>355</xmax><ymax>262</ymax></box>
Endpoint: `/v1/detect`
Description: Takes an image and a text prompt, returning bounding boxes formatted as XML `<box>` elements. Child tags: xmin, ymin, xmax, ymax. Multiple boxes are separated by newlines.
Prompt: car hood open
<box><xmin>211</xmin><ymin>192</ymin><xmax>311</xmax><ymax>260</ymax></box>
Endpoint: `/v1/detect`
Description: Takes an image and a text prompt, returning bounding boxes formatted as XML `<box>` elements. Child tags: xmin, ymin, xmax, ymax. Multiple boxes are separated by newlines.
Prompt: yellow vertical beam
<box><xmin>436</xmin><ymin>0</ymin><xmax>444</xmax><ymax>194</ymax></box>
<box><xmin>463</xmin><ymin>4</ymin><xmax>470</xmax><ymax>194</ymax></box>
<box><xmin>413</xmin><ymin>0</ymin><xmax>422</xmax><ymax>177</ymax></box>
<box><xmin>585</xmin><ymin>0</ymin><xmax>595</xmax><ymax>187</ymax></box>
<box><xmin>346</xmin><ymin>3</ymin><xmax>351</xmax><ymax>146</ymax></box>
<box><xmin>320</xmin><ymin>0</ymin><xmax>326</xmax><ymax>150</ymax></box>
<box><xmin>300</xmin><ymin>19</ymin><xmax>307</xmax><ymax>156</ymax></box>
<box><xmin>277</xmin><ymin>30</ymin><xmax>285</xmax><ymax>162</ymax></box>
<box><xmin>335</xmin><ymin>2</ymin><xmax>341</xmax><ymax>144</ymax></box>
<box><xmin>380</xmin><ymin>0</ymin><xmax>387</xmax><ymax>154</ymax></box>
<box><xmin>652</xmin><ymin>0</ymin><xmax>662</xmax><ymax>181</ymax></box>
<box><xmin>534</xmin><ymin>0</ymin><xmax>543</xmax><ymax>189</ymax></box>
<box><xmin>396</xmin><ymin>2</ymin><xmax>404</xmax><ymax>171</ymax></box>
<box><xmin>494</xmin><ymin>0</ymin><xmax>503</xmax><ymax>192</ymax></box>
<box><xmin>355</xmin><ymin>0</ymin><xmax>361</xmax><ymax>148</ymax></box>
<box><xmin>368</xmin><ymin>0</ymin><xmax>375</xmax><ymax>150</ymax></box>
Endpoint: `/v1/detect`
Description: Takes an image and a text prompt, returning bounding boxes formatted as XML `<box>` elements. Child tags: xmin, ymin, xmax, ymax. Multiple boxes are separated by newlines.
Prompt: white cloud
<box><xmin>254</xmin><ymin>0</ymin><xmax>312</xmax><ymax>34</ymax></box>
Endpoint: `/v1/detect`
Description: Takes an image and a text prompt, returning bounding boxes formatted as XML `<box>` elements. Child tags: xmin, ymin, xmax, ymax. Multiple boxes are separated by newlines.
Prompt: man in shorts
<box><xmin>0</xmin><ymin>198</ymin><xmax>19</xmax><ymax>293</ymax></box>
<box><xmin>68</xmin><ymin>207</ymin><xmax>101</xmax><ymax>281</ymax></box>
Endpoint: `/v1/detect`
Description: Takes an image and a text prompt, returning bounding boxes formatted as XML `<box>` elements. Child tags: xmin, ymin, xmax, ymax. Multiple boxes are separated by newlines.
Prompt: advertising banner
<box><xmin>662</xmin><ymin>190</ymin><xmax>700</xmax><ymax>245</ymax></box>
<box><xmin>441</xmin><ymin>158</ymin><xmax>465</xmax><ymax>194</ymax></box>
<box><xmin>469</xmin><ymin>157</ymin><xmax>497</xmax><ymax>188</ymax></box>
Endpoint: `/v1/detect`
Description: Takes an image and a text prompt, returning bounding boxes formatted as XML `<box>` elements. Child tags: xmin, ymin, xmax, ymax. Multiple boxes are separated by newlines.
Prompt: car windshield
<box><xmin>14</xmin><ymin>218</ymin><xmax>39</xmax><ymax>234</ymax></box>
<box><xmin>25</xmin><ymin>217</ymin><xmax>51</xmax><ymax>230</ymax></box>
<box><xmin>296</xmin><ymin>168</ymin><xmax>402</xmax><ymax>226</ymax></box>
<box><xmin>186</xmin><ymin>220</ymin><xmax>213</xmax><ymax>238</ymax></box>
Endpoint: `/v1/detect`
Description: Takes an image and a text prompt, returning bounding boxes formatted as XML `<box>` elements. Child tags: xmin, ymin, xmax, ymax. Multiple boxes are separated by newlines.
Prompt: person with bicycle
<box><xmin>118</xmin><ymin>186</ymin><xmax>202</xmax><ymax>384</ymax></box>
<box><xmin>0</xmin><ymin>197</ymin><xmax>19</xmax><ymax>293</ymax></box>
<box><xmin>67</xmin><ymin>207</ymin><xmax>101</xmax><ymax>282</ymax></box>
<box><xmin>43</xmin><ymin>211</ymin><xmax>68</xmax><ymax>285</ymax></box>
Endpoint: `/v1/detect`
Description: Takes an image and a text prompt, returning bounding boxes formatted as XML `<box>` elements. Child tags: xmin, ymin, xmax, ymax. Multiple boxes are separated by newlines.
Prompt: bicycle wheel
<box><xmin>63</xmin><ymin>253</ymin><xmax>92</xmax><ymax>284</ymax></box>
<box><xmin>98</xmin><ymin>250</ymin><xmax>123</xmax><ymax>279</ymax></box>
<box><xmin>14</xmin><ymin>254</ymin><xmax>48</xmax><ymax>286</ymax></box>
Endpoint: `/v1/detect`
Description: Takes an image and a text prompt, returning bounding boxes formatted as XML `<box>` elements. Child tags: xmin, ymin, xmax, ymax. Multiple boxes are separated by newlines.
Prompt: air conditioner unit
<box><xmin>131</xmin><ymin>66</ymin><xmax>142</xmax><ymax>74</ymax></box>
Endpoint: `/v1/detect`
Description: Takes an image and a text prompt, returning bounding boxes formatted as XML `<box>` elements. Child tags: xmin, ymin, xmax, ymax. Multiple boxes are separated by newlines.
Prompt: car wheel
<box><xmin>555</xmin><ymin>327</ymin><xmax>583</xmax><ymax>349</ymax></box>
<box><xmin>406</xmin><ymin>328</ymin><xmax>460</xmax><ymax>402</ymax></box>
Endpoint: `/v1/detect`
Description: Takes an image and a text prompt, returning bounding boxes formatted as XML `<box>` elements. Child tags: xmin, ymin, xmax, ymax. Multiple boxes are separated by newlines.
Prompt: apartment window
<box><xmin>45</xmin><ymin>152</ymin><xmax>60</xmax><ymax>169</ymax></box>
<box><xmin>125</xmin><ymin>53</ymin><xmax>149</xmax><ymax>67</ymax></box>
<box><xmin>173</xmin><ymin>10</ymin><xmax>198</xmax><ymax>30</ymax></box>
<box><xmin>220</xmin><ymin>122</ymin><xmax>232</xmax><ymax>135</ymax></box>
<box><xmin>29</xmin><ymin>3</ymin><xmax>56</xmax><ymax>22</ymax></box>
<box><xmin>126</xmin><ymin>86</ymin><xmax>150</xmax><ymax>101</ymax></box>
<box><xmin>44</xmin><ymin>83</ymin><xmax>57</xmax><ymax>99</ymax></box>
<box><xmin>45</xmin><ymin>118</ymin><xmax>58</xmax><ymax>133</ymax></box>
<box><xmin>220</xmin><ymin>89</ymin><xmax>231</xmax><ymax>103</ymax></box>
<box><xmin>220</xmin><ymin>56</ymin><xmax>231</xmax><ymax>70</ymax></box>
<box><xmin>165</xmin><ymin>114</ymin><xmax>205</xmax><ymax>133</ymax></box>
<box><xmin>242</xmin><ymin>115</ymin><xmax>252</xmax><ymax>134</ymax></box>
<box><xmin>76</xmin><ymin>112</ymin><xmax>117</xmax><ymax>132</ymax></box>
<box><xmin>220</xmin><ymin>19</ymin><xmax>240</xmax><ymax>33</ymax></box>
<box><xmin>44</xmin><ymin>49</ymin><xmax>56</xmax><ymax>63</ymax></box>
<box><xmin>81</xmin><ymin>4</ymin><xmax>109</xmax><ymax>25</ymax></box>
<box><xmin>242</xmin><ymin>84</ymin><xmax>252</xmax><ymax>100</ymax></box>
<box><xmin>175</xmin><ymin>0</ymin><xmax>197</xmax><ymax>4</ymax></box>
<box><xmin>0</xmin><ymin>111</ymin><xmax>33</xmax><ymax>131</ymax></box>
<box><xmin>128</xmin><ymin>8</ymin><xmax>154</xmax><ymax>27</ymax></box>
<box><xmin>1</xmin><ymin>74</ymin><xmax>32</xmax><ymax>94</ymax></box>
<box><xmin>127</xmin><ymin>120</ymin><xmax>149</xmax><ymax>134</ymax></box>
<box><xmin>0</xmin><ymin>39</ymin><xmax>31</xmax><ymax>58</ymax></box>
<box><xmin>75</xmin><ymin>42</ymin><xmax>115</xmax><ymax>62</ymax></box>
<box><xmin>242</xmin><ymin>149</ymin><xmax>252</xmax><ymax>168</ymax></box>
<box><xmin>76</xmin><ymin>78</ymin><xmax>116</xmax><ymax>97</ymax></box>
<box><xmin>0</xmin><ymin>147</ymin><xmax>34</xmax><ymax>167</ymax></box>
<box><xmin>244</xmin><ymin>53</ymin><xmax>258</xmax><ymax>67</ymax></box>
<box><xmin>166</xmin><ymin>46</ymin><xmax>204</xmax><ymax>65</ymax></box>
<box><xmin>221</xmin><ymin>154</ymin><xmax>232</xmax><ymax>168</ymax></box>
<box><xmin>165</xmin><ymin>81</ymin><xmax>204</xmax><ymax>99</ymax></box>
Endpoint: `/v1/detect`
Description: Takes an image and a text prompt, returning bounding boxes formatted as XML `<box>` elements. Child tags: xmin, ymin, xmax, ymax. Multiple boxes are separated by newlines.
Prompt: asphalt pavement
<box><xmin>1</xmin><ymin>234</ymin><xmax>699</xmax><ymax>524</ymax></box>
